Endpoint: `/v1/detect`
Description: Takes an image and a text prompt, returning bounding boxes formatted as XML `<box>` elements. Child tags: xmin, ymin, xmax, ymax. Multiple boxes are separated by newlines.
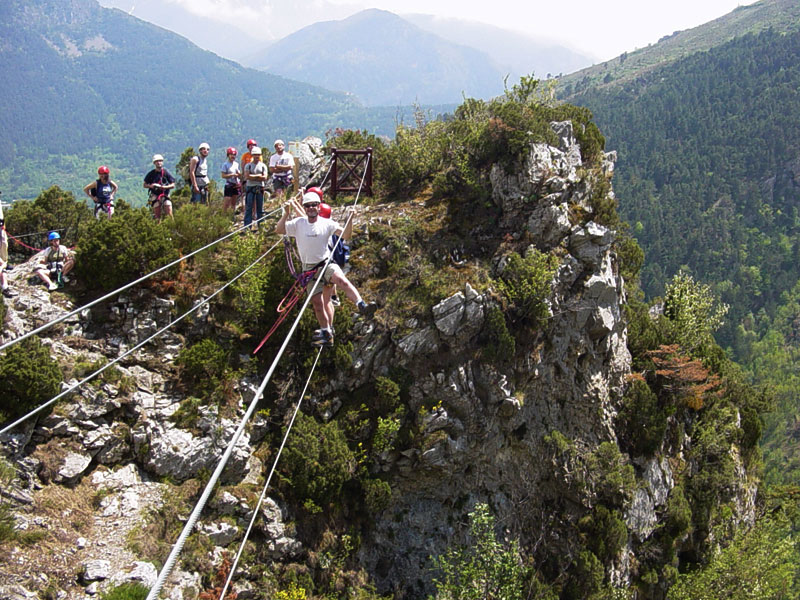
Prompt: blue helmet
<box><xmin>48</xmin><ymin>231</ymin><xmax>60</xmax><ymax>241</ymax></box>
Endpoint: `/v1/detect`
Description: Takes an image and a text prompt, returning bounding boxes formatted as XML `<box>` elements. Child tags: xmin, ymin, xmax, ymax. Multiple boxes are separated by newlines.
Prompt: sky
<box><xmin>106</xmin><ymin>0</ymin><xmax>761</xmax><ymax>62</ymax></box>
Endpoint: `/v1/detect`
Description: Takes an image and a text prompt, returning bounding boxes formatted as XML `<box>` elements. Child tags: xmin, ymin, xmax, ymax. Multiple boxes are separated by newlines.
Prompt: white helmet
<box><xmin>250</xmin><ymin>146</ymin><xmax>262</xmax><ymax>155</ymax></box>
<box><xmin>302</xmin><ymin>192</ymin><xmax>320</xmax><ymax>205</ymax></box>
<box><xmin>198</xmin><ymin>142</ymin><xmax>210</xmax><ymax>151</ymax></box>
<box><xmin>152</xmin><ymin>154</ymin><xmax>164</xmax><ymax>162</ymax></box>
<box><xmin>274</xmin><ymin>139</ymin><xmax>284</xmax><ymax>147</ymax></box>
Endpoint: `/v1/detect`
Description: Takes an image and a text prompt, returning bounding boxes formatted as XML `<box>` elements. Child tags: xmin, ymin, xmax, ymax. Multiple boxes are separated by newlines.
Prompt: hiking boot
<box><xmin>311</xmin><ymin>329</ymin><xmax>334</xmax><ymax>347</ymax></box>
<box><xmin>358</xmin><ymin>301</ymin><xmax>377</xmax><ymax>319</ymax></box>
<box><xmin>331</xmin><ymin>294</ymin><xmax>341</xmax><ymax>307</ymax></box>
<box><xmin>47</xmin><ymin>282</ymin><xmax>58</xmax><ymax>291</ymax></box>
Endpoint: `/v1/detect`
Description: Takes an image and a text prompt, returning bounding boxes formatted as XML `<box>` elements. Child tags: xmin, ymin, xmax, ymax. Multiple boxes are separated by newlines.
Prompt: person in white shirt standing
<box><xmin>269</xmin><ymin>139</ymin><xmax>294</xmax><ymax>201</ymax></box>
<box><xmin>189</xmin><ymin>142</ymin><xmax>211</xmax><ymax>204</ymax></box>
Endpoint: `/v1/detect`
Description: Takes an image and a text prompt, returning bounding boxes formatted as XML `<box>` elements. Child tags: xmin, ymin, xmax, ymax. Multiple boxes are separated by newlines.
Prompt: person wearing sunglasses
<box><xmin>276</xmin><ymin>193</ymin><xmax>377</xmax><ymax>347</ymax></box>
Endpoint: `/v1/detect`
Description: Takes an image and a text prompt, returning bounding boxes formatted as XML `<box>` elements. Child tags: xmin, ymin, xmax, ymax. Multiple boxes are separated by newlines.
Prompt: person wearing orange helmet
<box><xmin>240</xmin><ymin>139</ymin><xmax>258</xmax><ymax>218</ymax></box>
<box><xmin>84</xmin><ymin>165</ymin><xmax>117</xmax><ymax>219</ymax></box>
<box><xmin>220</xmin><ymin>147</ymin><xmax>241</xmax><ymax>214</ymax></box>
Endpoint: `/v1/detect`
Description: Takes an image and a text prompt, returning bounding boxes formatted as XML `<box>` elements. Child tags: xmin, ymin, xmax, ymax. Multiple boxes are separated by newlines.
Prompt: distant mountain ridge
<box><xmin>402</xmin><ymin>13</ymin><xmax>594</xmax><ymax>81</ymax></box>
<box><xmin>244</xmin><ymin>9</ymin><xmax>508</xmax><ymax>106</ymax></box>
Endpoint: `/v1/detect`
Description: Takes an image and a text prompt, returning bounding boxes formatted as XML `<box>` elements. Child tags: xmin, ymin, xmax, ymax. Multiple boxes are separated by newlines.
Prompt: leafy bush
<box><xmin>0</xmin><ymin>458</ymin><xmax>17</xmax><ymax>543</ymax></box>
<box><xmin>362</xmin><ymin>478</ymin><xmax>392</xmax><ymax>514</ymax></box>
<box><xmin>100</xmin><ymin>582</ymin><xmax>148</xmax><ymax>600</ymax></box>
<box><xmin>482</xmin><ymin>305</ymin><xmax>515</xmax><ymax>364</ymax></box>
<box><xmin>0</xmin><ymin>337</ymin><xmax>62</xmax><ymax>423</ymax></box>
<box><xmin>667</xmin><ymin>516</ymin><xmax>800</xmax><ymax>600</ymax></box>
<box><xmin>585</xmin><ymin>442</ymin><xmax>636</xmax><ymax>508</ymax></box>
<box><xmin>618</xmin><ymin>378</ymin><xmax>670</xmax><ymax>456</ymax></box>
<box><xmin>75</xmin><ymin>207</ymin><xmax>178</xmax><ymax>291</ymax></box>
<box><xmin>579</xmin><ymin>505</ymin><xmax>628</xmax><ymax>563</ymax></box>
<box><xmin>430</xmin><ymin>503</ymin><xmax>534</xmax><ymax>600</ymax></box>
<box><xmin>374</xmin><ymin>376</ymin><xmax>401</xmax><ymax>414</ymax></box>
<box><xmin>165</xmin><ymin>202</ymin><xmax>231</xmax><ymax>254</ymax></box>
<box><xmin>176</xmin><ymin>339</ymin><xmax>229</xmax><ymax>392</ymax></box>
<box><xmin>664</xmin><ymin>271</ymin><xmax>729</xmax><ymax>356</ymax></box>
<box><xmin>4</xmin><ymin>186</ymin><xmax>91</xmax><ymax>250</ymax></box>
<box><xmin>281</xmin><ymin>414</ymin><xmax>356</xmax><ymax>509</ymax></box>
<box><xmin>495</xmin><ymin>249</ymin><xmax>557</xmax><ymax>330</ymax></box>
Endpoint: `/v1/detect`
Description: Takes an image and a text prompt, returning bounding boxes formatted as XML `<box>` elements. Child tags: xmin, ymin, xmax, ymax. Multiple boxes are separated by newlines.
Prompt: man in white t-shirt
<box><xmin>276</xmin><ymin>192</ymin><xmax>377</xmax><ymax>347</ymax></box>
<box><xmin>269</xmin><ymin>139</ymin><xmax>294</xmax><ymax>200</ymax></box>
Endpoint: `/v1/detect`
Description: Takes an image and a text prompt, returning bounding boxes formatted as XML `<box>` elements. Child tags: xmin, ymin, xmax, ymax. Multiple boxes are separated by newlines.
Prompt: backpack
<box><xmin>180</xmin><ymin>157</ymin><xmax>199</xmax><ymax>182</ymax></box>
<box><xmin>329</xmin><ymin>234</ymin><xmax>350</xmax><ymax>268</ymax></box>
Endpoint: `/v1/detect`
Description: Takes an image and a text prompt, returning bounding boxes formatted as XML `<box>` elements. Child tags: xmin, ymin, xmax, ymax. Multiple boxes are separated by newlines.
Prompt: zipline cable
<box><xmin>145</xmin><ymin>244</ymin><xmax>332</xmax><ymax>600</ymax></box>
<box><xmin>217</xmin><ymin>347</ymin><xmax>323</xmax><ymax>600</ymax></box>
<box><xmin>0</xmin><ymin>238</ymin><xmax>283</xmax><ymax>437</ymax></box>
<box><xmin>0</xmin><ymin>207</ymin><xmax>283</xmax><ymax>354</ymax></box>
<box><xmin>147</xmin><ymin>154</ymin><xmax>371</xmax><ymax>600</ymax></box>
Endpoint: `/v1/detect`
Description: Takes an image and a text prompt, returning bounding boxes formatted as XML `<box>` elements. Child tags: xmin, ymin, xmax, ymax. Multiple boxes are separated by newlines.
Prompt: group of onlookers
<box><xmin>84</xmin><ymin>139</ymin><xmax>296</xmax><ymax>227</ymax></box>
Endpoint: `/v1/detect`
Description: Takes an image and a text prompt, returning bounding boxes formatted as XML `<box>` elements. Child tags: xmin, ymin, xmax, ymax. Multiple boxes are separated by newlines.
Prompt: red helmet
<box><xmin>226</xmin><ymin>147</ymin><xmax>237</xmax><ymax>156</ymax></box>
<box><xmin>318</xmin><ymin>202</ymin><xmax>332</xmax><ymax>219</ymax></box>
<box><xmin>306</xmin><ymin>186</ymin><xmax>324</xmax><ymax>202</ymax></box>
<box><xmin>97</xmin><ymin>165</ymin><xmax>110</xmax><ymax>175</ymax></box>
<box><xmin>246</xmin><ymin>139</ymin><xmax>257</xmax><ymax>148</ymax></box>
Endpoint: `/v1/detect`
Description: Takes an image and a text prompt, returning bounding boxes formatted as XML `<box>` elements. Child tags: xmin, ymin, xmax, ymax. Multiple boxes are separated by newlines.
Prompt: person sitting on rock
<box><xmin>36</xmin><ymin>232</ymin><xmax>74</xmax><ymax>291</ymax></box>
<box><xmin>276</xmin><ymin>192</ymin><xmax>376</xmax><ymax>347</ymax></box>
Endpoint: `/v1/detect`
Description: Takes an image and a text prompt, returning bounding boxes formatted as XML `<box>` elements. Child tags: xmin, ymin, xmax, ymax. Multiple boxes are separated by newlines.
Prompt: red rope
<box><xmin>7</xmin><ymin>232</ymin><xmax>43</xmax><ymax>252</ymax></box>
<box><xmin>252</xmin><ymin>269</ymin><xmax>318</xmax><ymax>355</ymax></box>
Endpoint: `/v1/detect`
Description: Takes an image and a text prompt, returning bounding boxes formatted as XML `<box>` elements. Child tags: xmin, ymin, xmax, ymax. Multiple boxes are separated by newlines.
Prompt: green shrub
<box><xmin>663</xmin><ymin>271</ymin><xmax>729</xmax><ymax>356</ymax></box>
<box><xmin>281</xmin><ymin>414</ymin><xmax>356</xmax><ymax>508</ymax></box>
<box><xmin>0</xmin><ymin>337</ymin><xmax>62</xmax><ymax>423</ymax></box>
<box><xmin>165</xmin><ymin>203</ymin><xmax>231</xmax><ymax>254</ymax></box>
<box><xmin>585</xmin><ymin>442</ymin><xmax>636</xmax><ymax>508</ymax></box>
<box><xmin>100</xmin><ymin>582</ymin><xmax>148</xmax><ymax>600</ymax></box>
<box><xmin>430</xmin><ymin>503</ymin><xmax>532</xmax><ymax>600</ymax></box>
<box><xmin>619</xmin><ymin>378</ymin><xmax>669</xmax><ymax>456</ymax></box>
<box><xmin>363</xmin><ymin>478</ymin><xmax>392</xmax><ymax>514</ymax></box>
<box><xmin>667</xmin><ymin>516</ymin><xmax>799</xmax><ymax>600</ymax></box>
<box><xmin>374</xmin><ymin>376</ymin><xmax>401</xmax><ymax>414</ymax></box>
<box><xmin>0</xmin><ymin>458</ymin><xmax>17</xmax><ymax>543</ymax></box>
<box><xmin>75</xmin><ymin>207</ymin><xmax>178</xmax><ymax>291</ymax></box>
<box><xmin>176</xmin><ymin>338</ymin><xmax>229</xmax><ymax>392</ymax></box>
<box><xmin>4</xmin><ymin>186</ymin><xmax>91</xmax><ymax>249</ymax></box>
<box><xmin>579</xmin><ymin>505</ymin><xmax>628</xmax><ymax>563</ymax></box>
<box><xmin>483</xmin><ymin>305</ymin><xmax>515</xmax><ymax>364</ymax></box>
<box><xmin>495</xmin><ymin>249</ymin><xmax>557</xmax><ymax>330</ymax></box>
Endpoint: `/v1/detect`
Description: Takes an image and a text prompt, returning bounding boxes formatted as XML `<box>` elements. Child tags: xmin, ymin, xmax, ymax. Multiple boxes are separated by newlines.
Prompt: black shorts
<box><xmin>224</xmin><ymin>184</ymin><xmax>241</xmax><ymax>198</ymax></box>
<box><xmin>272</xmin><ymin>177</ymin><xmax>292</xmax><ymax>191</ymax></box>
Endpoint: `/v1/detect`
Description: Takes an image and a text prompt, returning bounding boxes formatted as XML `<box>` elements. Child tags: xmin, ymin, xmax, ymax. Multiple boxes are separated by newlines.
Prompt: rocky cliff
<box><xmin>0</xmin><ymin>121</ymin><xmax>758</xmax><ymax>599</ymax></box>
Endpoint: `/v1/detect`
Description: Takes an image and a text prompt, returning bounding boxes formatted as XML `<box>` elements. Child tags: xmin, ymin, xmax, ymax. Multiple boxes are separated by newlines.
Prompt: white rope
<box><xmin>0</xmin><ymin>238</ymin><xmax>283</xmax><ymax>437</ymax></box>
<box><xmin>0</xmin><ymin>207</ymin><xmax>283</xmax><ymax>354</ymax></box>
<box><xmin>217</xmin><ymin>347</ymin><xmax>323</xmax><ymax>600</ymax></box>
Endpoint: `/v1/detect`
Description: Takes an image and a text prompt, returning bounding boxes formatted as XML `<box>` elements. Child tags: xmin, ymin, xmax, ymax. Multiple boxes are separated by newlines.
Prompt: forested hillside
<box><xmin>558</xmin><ymin>0</ymin><xmax>800</xmax><ymax>95</ymax></box>
<box><xmin>0</xmin><ymin>0</ymin><xmax>439</xmax><ymax>203</ymax></box>
<box><xmin>568</xmin><ymin>27</ymin><xmax>800</xmax><ymax>486</ymax></box>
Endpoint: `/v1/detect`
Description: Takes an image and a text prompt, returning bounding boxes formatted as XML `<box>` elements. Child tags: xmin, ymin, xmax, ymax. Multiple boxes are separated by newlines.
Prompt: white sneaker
<box><xmin>48</xmin><ymin>282</ymin><xmax>58</xmax><ymax>291</ymax></box>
